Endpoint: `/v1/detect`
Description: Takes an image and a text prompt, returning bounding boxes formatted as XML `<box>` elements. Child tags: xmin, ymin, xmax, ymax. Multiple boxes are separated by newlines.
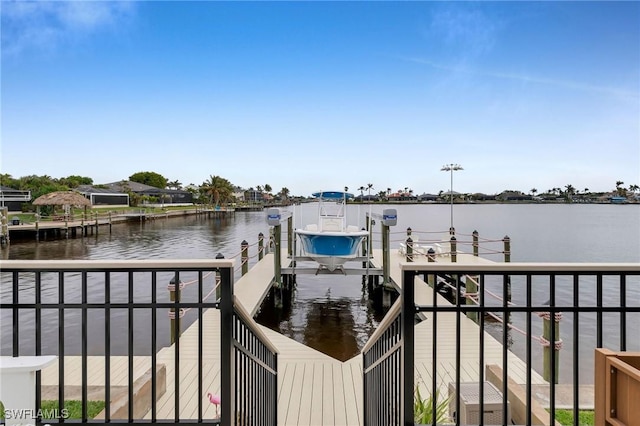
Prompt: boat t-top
<box><xmin>295</xmin><ymin>191</ymin><xmax>369</xmax><ymax>272</ymax></box>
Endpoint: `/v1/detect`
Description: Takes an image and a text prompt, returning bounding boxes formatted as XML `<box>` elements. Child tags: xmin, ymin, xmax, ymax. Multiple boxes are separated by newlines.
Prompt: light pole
<box><xmin>441</xmin><ymin>163</ymin><xmax>463</xmax><ymax>233</ymax></box>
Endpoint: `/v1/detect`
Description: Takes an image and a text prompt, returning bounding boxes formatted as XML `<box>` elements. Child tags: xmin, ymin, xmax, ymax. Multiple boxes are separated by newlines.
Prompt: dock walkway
<box><xmin>40</xmin><ymin>247</ymin><xmax>549</xmax><ymax>425</ymax></box>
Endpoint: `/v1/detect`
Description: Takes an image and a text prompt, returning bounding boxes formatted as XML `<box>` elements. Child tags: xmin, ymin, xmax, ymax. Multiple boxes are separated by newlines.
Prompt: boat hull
<box><xmin>295</xmin><ymin>230</ymin><xmax>367</xmax><ymax>271</ymax></box>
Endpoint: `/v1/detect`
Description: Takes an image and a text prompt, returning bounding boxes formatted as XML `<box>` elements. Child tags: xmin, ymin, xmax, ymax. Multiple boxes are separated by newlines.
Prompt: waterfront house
<box><xmin>0</xmin><ymin>186</ymin><xmax>31</xmax><ymax>211</ymax></box>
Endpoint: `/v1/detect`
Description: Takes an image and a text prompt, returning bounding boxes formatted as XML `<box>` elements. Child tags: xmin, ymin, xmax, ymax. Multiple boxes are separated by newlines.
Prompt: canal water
<box><xmin>2</xmin><ymin>203</ymin><xmax>639</xmax><ymax>383</ymax></box>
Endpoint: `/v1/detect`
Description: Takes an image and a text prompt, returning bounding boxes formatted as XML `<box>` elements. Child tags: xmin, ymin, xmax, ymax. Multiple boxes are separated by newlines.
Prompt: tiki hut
<box><xmin>33</xmin><ymin>191</ymin><xmax>91</xmax><ymax>219</ymax></box>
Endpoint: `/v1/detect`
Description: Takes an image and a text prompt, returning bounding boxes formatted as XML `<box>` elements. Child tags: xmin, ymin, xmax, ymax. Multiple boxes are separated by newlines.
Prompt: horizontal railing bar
<box><xmin>415</xmin><ymin>306</ymin><xmax>640</xmax><ymax>313</ymax></box>
<box><xmin>400</xmin><ymin>262</ymin><xmax>640</xmax><ymax>273</ymax></box>
<box><xmin>362</xmin><ymin>299</ymin><xmax>401</xmax><ymax>353</ymax></box>
<box><xmin>363</xmin><ymin>340</ymin><xmax>402</xmax><ymax>374</ymax></box>
<box><xmin>233</xmin><ymin>295</ymin><xmax>279</xmax><ymax>355</ymax></box>
<box><xmin>232</xmin><ymin>341</ymin><xmax>277</xmax><ymax>375</ymax></box>
<box><xmin>0</xmin><ymin>259</ymin><xmax>235</xmax><ymax>271</ymax></box>
<box><xmin>0</xmin><ymin>302</ymin><xmax>220</xmax><ymax>309</ymax></box>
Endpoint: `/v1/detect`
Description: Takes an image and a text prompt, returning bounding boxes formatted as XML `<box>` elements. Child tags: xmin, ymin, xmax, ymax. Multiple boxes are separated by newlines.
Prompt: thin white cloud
<box><xmin>1</xmin><ymin>1</ymin><xmax>136</xmax><ymax>55</ymax></box>
<box><xmin>404</xmin><ymin>57</ymin><xmax>640</xmax><ymax>101</ymax></box>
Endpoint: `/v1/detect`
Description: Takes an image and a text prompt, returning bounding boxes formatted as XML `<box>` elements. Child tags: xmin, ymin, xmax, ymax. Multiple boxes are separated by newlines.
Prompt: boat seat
<box><xmin>346</xmin><ymin>225</ymin><xmax>360</xmax><ymax>232</ymax></box>
<box><xmin>321</xmin><ymin>218</ymin><xmax>342</xmax><ymax>232</ymax></box>
<box><xmin>305</xmin><ymin>224</ymin><xmax>318</xmax><ymax>231</ymax></box>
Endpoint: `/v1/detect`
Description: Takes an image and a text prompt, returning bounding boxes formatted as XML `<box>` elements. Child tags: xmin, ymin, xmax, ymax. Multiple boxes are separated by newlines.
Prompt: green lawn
<box><xmin>0</xmin><ymin>400</ymin><xmax>105</xmax><ymax>420</ymax></box>
<box><xmin>554</xmin><ymin>409</ymin><xmax>594</xmax><ymax>425</ymax></box>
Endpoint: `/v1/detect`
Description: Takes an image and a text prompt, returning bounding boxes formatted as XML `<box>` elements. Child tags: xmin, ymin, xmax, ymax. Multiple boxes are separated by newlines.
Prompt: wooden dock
<box><xmin>40</xmin><ymin>248</ymin><xmax>547</xmax><ymax>425</ymax></box>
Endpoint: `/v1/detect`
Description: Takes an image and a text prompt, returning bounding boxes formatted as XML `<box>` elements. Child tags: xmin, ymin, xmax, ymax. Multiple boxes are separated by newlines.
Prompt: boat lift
<box><xmin>266</xmin><ymin>207</ymin><xmax>397</xmax><ymax>284</ymax></box>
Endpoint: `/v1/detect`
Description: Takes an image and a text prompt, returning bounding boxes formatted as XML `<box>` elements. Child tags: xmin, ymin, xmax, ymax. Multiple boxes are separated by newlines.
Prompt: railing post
<box><xmin>169</xmin><ymin>275</ymin><xmax>182</xmax><ymax>345</ymax></box>
<box><xmin>273</xmin><ymin>223</ymin><xmax>282</xmax><ymax>288</ymax></box>
<box><xmin>219</xmin><ymin>265</ymin><xmax>235</xmax><ymax>426</ymax></box>
<box><xmin>402</xmin><ymin>269</ymin><xmax>415</xmax><ymax>425</ymax></box>
<box><xmin>542</xmin><ymin>312</ymin><xmax>561</xmax><ymax>384</ymax></box>
<box><xmin>406</xmin><ymin>237</ymin><xmax>413</xmax><ymax>262</ymax></box>
<box><xmin>258</xmin><ymin>232</ymin><xmax>264</xmax><ymax>261</ymax></box>
<box><xmin>450</xmin><ymin>236</ymin><xmax>457</xmax><ymax>262</ymax></box>
<box><xmin>472</xmin><ymin>230</ymin><xmax>479</xmax><ymax>257</ymax></box>
<box><xmin>241</xmin><ymin>240</ymin><xmax>249</xmax><ymax>276</ymax></box>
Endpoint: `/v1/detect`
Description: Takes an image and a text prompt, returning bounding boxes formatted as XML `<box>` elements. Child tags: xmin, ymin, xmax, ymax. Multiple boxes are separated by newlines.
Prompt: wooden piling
<box><xmin>504</xmin><ymin>235</ymin><xmax>512</xmax><ymax>301</ymax></box>
<box><xmin>465</xmin><ymin>274</ymin><xmax>478</xmax><ymax>322</ymax></box>
<box><xmin>258</xmin><ymin>232</ymin><xmax>264</xmax><ymax>261</ymax></box>
<box><xmin>169</xmin><ymin>275</ymin><xmax>182</xmax><ymax>345</ymax></box>
<box><xmin>287</xmin><ymin>216</ymin><xmax>293</xmax><ymax>256</ymax></box>
<box><xmin>450</xmin><ymin>236</ymin><xmax>457</xmax><ymax>262</ymax></box>
<box><xmin>472</xmin><ymin>230</ymin><xmax>479</xmax><ymax>257</ymax></box>
<box><xmin>542</xmin><ymin>312</ymin><xmax>561</xmax><ymax>384</ymax></box>
<box><xmin>273</xmin><ymin>223</ymin><xmax>282</xmax><ymax>288</ymax></box>
<box><xmin>382</xmin><ymin>221</ymin><xmax>390</xmax><ymax>287</ymax></box>
<box><xmin>406</xmin><ymin>237</ymin><xmax>413</xmax><ymax>262</ymax></box>
<box><xmin>241</xmin><ymin>240</ymin><xmax>249</xmax><ymax>276</ymax></box>
<box><xmin>215</xmin><ymin>253</ymin><xmax>224</xmax><ymax>300</ymax></box>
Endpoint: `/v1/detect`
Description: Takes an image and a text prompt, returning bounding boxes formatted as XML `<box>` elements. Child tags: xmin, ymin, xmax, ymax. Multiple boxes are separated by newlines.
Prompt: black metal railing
<box><xmin>363</xmin><ymin>302</ymin><xmax>403</xmax><ymax>426</ymax></box>
<box><xmin>363</xmin><ymin>263</ymin><xmax>640</xmax><ymax>426</ymax></box>
<box><xmin>1</xmin><ymin>259</ymin><xmax>278</xmax><ymax>425</ymax></box>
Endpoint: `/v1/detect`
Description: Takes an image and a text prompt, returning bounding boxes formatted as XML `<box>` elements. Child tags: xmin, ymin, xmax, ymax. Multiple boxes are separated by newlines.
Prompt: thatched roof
<box><xmin>33</xmin><ymin>191</ymin><xmax>91</xmax><ymax>207</ymax></box>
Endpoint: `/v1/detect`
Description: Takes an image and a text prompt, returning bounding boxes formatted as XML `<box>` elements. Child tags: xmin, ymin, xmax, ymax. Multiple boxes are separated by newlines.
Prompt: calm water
<box><xmin>2</xmin><ymin>204</ymin><xmax>638</xmax><ymax>382</ymax></box>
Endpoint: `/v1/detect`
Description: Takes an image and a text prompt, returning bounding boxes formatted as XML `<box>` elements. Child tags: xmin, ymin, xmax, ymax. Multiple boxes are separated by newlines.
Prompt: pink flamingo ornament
<box><xmin>207</xmin><ymin>392</ymin><xmax>221</xmax><ymax>418</ymax></box>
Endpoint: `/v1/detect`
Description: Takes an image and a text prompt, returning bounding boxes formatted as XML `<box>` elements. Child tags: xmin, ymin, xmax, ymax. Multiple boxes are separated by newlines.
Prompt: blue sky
<box><xmin>2</xmin><ymin>1</ymin><xmax>638</xmax><ymax>196</ymax></box>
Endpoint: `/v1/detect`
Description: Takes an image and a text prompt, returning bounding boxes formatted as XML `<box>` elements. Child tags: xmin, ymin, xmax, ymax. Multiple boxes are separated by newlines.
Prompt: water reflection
<box><xmin>255</xmin><ymin>273</ymin><xmax>393</xmax><ymax>361</ymax></box>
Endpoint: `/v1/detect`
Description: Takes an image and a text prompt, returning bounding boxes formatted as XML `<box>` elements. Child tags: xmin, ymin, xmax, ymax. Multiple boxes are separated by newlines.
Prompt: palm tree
<box><xmin>264</xmin><ymin>184</ymin><xmax>272</xmax><ymax>194</ymax></box>
<box><xmin>530</xmin><ymin>188</ymin><xmax>537</xmax><ymax>196</ymax></box>
<box><xmin>366</xmin><ymin>183</ymin><xmax>374</xmax><ymax>202</ymax></box>
<box><xmin>358</xmin><ymin>186</ymin><xmax>365</xmax><ymax>202</ymax></box>
<box><xmin>279</xmin><ymin>187</ymin><xmax>290</xmax><ymax>200</ymax></box>
<box><xmin>167</xmin><ymin>180</ymin><xmax>182</xmax><ymax>190</ymax></box>
<box><xmin>201</xmin><ymin>175</ymin><xmax>233</xmax><ymax>207</ymax></box>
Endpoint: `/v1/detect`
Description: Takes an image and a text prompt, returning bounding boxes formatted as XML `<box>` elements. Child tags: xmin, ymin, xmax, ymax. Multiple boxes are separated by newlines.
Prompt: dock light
<box><xmin>441</xmin><ymin>163</ymin><xmax>463</xmax><ymax>231</ymax></box>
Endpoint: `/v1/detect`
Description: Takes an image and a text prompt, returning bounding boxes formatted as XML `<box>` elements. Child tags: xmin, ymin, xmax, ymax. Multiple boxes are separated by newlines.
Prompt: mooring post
<box><xmin>541</xmin><ymin>311</ymin><xmax>561</xmax><ymax>384</ymax></box>
<box><xmin>241</xmin><ymin>240</ymin><xmax>249</xmax><ymax>276</ymax></box>
<box><xmin>465</xmin><ymin>274</ymin><xmax>478</xmax><ymax>323</ymax></box>
<box><xmin>450</xmin><ymin>236</ymin><xmax>457</xmax><ymax>262</ymax></box>
<box><xmin>273</xmin><ymin>223</ymin><xmax>282</xmax><ymax>288</ymax></box>
<box><xmin>287</xmin><ymin>215</ymin><xmax>293</xmax><ymax>256</ymax></box>
<box><xmin>382</xmin><ymin>221</ymin><xmax>390</xmax><ymax>287</ymax></box>
<box><xmin>427</xmin><ymin>247</ymin><xmax>436</xmax><ymax>287</ymax></box>
<box><xmin>472</xmin><ymin>230</ymin><xmax>479</xmax><ymax>256</ymax></box>
<box><xmin>215</xmin><ymin>253</ymin><xmax>224</xmax><ymax>300</ymax></box>
<box><xmin>0</xmin><ymin>207</ymin><xmax>8</xmax><ymax>245</ymax></box>
<box><xmin>406</xmin><ymin>237</ymin><xmax>413</xmax><ymax>262</ymax></box>
<box><xmin>258</xmin><ymin>232</ymin><xmax>264</xmax><ymax>261</ymax></box>
<box><xmin>503</xmin><ymin>235</ymin><xmax>511</xmax><ymax>301</ymax></box>
<box><xmin>108</xmin><ymin>211</ymin><xmax>112</xmax><ymax>233</ymax></box>
<box><xmin>361</xmin><ymin>225</ymin><xmax>367</xmax><ymax>269</ymax></box>
<box><xmin>169</xmin><ymin>275</ymin><xmax>182</xmax><ymax>345</ymax></box>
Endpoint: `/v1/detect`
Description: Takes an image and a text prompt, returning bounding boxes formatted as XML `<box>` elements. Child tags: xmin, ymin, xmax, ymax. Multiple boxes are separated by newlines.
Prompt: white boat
<box><xmin>295</xmin><ymin>191</ymin><xmax>369</xmax><ymax>271</ymax></box>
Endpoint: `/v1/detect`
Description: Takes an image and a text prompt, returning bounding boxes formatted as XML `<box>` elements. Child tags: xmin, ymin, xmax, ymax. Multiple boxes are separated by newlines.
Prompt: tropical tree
<box><xmin>129</xmin><ymin>171</ymin><xmax>167</xmax><ymax>189</ymax></box>
<box><xmin>58</xmin><ymin>175</ymin><xmax>93</xmax><ymax>188</ymax></box>
<box><xmin>264</xmin><ymin>184</ymin><xmax>272</xmax><ymax>194</ymax></box>
<box><xmin>278</xmin><ymin>187</ymin><xmax>290</xmax><ymax>201</ymax></box>
<box><xmin>530</xmin><ymin>188</ymin><xmax>537</xmax><ymax>196</ymax></box>
<box><xmin>201</xmin><ymin>175</ymin><xmax>234</xmax><ymax>207</ymax></box>
<box><xmin>358</xmin><ymin>186</ymin><xmax>365</xmax><ymax>202</ymax></box>
<box><xmin>167</xmin><ymin>180</ymin><xmax>182</xmax><ymax>190</ymax></box>
<box><xmin>615</xmin><ymin>181</ymin><xmax>626</xmax><ymax>196</ymax></box>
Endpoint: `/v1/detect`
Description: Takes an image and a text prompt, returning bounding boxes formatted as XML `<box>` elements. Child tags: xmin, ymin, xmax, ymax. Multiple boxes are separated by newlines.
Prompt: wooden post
<box><xmin>108</xmin><ymin>211</ymin><xmax>112</xmax><ymax>233</ymax></box>
<box><xmin>215</xmin><ymin>253</ymin><xmax>224</xmax><ymax>300</ymax></box>
<box><xmin>258</xmin><ymin>232</ymin><xmax>264</xmax><ymax>261</ymax></box>
<box><xmin>273</xmin><ymin>223</ymin><xmax>282</xmax><ymax>288</ymax></box>
<box><xmin>450</xmin><ymin>236</ymin><xmax>457</xmax><ymax>262</ymax></box>
<box><xmin>169</xmin><ymin>275</ymin><xmax>182</xmax><ymax>345</ymax></box>
<box><xmin>241</xmin><ymin>240</ymin><xmax>249</xmax><ymax>276</ymax></box>
<box><xmin>0</xmin><ymin>207</ymin><xmax>8</xmax><ymax>245</ymax></box>
<box><xmin>503</xmin><ymin>235</ymin><xmax>511</xmax><ymax>262</ymax></box>
<box><xmin>542</xmin><ymin>311</ymin><xmax>561</xmax><ymax>383</ymax></box>
<box><xmin>465</xmin><ymin>274</ymin><xmax>478</xmax><ymax>323</ymax></box>
<box><xmin>504</xmin><ymin>235</ymin><xmax>512</xmax><ymax>301</ymax></box>
<box><xmin>472</xmin><ymin>230</ymin><xmax>479</xmax><ymax>257</ymax></box>
<box><xmin>287</xmin><ymin>215</ymin><xmax>293</xmax><ymax>256</ymax></box>
<box><xmin>382</xmin><ymin>222</ymin><xmax>390</xmax><ymax>287</ymax></box>
<box><xmin>406</xmin><ymin>237</ymin><xmax>413</xmax><ymax>262</ymax></box>
<box><xmin>427</xmin><ymin>247</ymin><xmax>435</xmax><ymax>287</ymax></box>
